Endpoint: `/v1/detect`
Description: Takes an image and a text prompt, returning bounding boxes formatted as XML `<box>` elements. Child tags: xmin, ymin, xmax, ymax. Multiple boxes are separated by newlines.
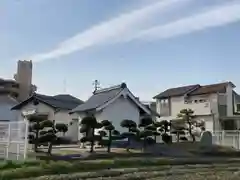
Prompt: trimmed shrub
<box><xmin>162</xmin><ymin>133</ymin><xmax>172</xmax><ymax>144</ymax></box>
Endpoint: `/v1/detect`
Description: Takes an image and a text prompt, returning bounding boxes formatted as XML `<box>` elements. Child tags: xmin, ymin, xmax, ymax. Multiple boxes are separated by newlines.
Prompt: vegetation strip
<box><xmin>2</xmin><ymin>158</ymin><xmax>240</xmax><ymax>179</ymax></box>
<box><xmin>25</xmin><ymin>168</ymin><xmax>240</xmax><ymax>180</ymax></box>
<box><xmin>17</xmin><ymin>165</ymin><xmax>240</xmax><ymax>180</ymax></box>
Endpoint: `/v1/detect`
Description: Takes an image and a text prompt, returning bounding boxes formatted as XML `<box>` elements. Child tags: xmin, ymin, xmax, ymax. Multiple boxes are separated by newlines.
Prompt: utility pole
<box><xmin>93</xmin><ymin>80</ymin><xmax>100</xmax><ymax>92</ymax></box>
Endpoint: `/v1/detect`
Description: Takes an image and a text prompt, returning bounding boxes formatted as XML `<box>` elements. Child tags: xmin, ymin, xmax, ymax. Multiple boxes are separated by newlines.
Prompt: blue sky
<box><xmin>1</xmin><ymin>0</ymin><xmax>240</xmax><ymax>101</ymax></box>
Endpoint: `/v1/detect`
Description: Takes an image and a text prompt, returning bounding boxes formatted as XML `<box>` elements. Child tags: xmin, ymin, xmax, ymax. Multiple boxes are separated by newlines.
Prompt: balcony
<box><xmin>171</xmin><ymin>101</ymin><xmax>212</xmax><ymax>117</ymax></box>
<box><xmin>183</xmin><ymin>102</ymin><xmax>212</xmax><ymax>115</ymax></box>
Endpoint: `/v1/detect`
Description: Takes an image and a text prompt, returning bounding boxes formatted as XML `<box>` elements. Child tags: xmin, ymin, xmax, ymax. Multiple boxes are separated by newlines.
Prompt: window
<box><xmin>237</xmin><ymin>104</ymin><xmax>240</xmax><ymax>112</ymax></box>
<box><xmin>161</xmin><ymin>99</ymin><xmax>168</xmax><ymax>104</ymax></box>
<box><xmin>199</xmin><ymin>99</ymin><xmax>207</xmax><ymax>103</ymax></box>
<box><xmin>184</xmin><ymin>100</ymin><xmax>192</xmax><ymax>104</ymax></box>
<box><xmin>223</xmin><ymin>120</ymin><xmax>236</xmax><ymax>130</ymax></box>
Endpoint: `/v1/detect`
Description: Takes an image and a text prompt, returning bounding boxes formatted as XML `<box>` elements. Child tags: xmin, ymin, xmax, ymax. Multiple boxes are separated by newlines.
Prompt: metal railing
<box><xmin>0</xmin><ymin>121</ymin><xmax>28</xmax><ymax>160</ymax></box>
<box><xmin>212</xmin><ymin>131</ymin><xmax>240</xmax><ymax>149</ymax></box>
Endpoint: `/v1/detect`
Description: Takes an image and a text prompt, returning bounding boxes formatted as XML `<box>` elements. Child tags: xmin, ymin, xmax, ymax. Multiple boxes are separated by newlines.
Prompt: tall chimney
<box><xmin>14</xmin><ymin>60</ymin><xmax>33</xmax><ymax>101</ymax></box>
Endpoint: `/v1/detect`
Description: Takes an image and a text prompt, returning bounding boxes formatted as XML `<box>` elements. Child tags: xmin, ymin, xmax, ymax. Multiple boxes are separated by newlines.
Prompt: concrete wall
<box><xmin>95</xmin><ymin>96</ymin><xmax>140</xmax><ymax>133</ymax></box>
<box><xmin>0</xmin><ymin>95</ymin><xmax>19</xmax><ymax>121</ymax></box>
<box><xmin>226</xmin><ymin>84</ymin><xmax>234</xmax><ymax>116</ymax></box>
<box><xmin>194</xmin><ymin>115</ymin><xmax>214</xmax><ymax>132</ymax></box>
<box><xmin>156</xmin><ymin>98</ymin><xmax>171</xmax><ymax>117</ymax></box>
<box><xmin>54</xmin><ymin>111</ymin><xmax>78</xmax><ymax>141</ymax></box>
<box><xmin>14</xmin><ymin>60</ymin><xmax>33</xmax><ymax>101</ymax></box>
<box><xmin>156</xmin><ymin>93</ymin><xmax>221</xmax><ymax>132</ymax></box>
<box><xmin>18</xmin><ymin>102</ymin><xmax>78</xmax><ymax>141</ymax></box>
<box><xmin>157</xmin><ymin>94</ymin><xmax>212</xmax><ymax>119</ymax></box>
<box><xmin>77</xmin><ymin>96</ymin><xmax>140</xmax><ymax>140</ymax></box>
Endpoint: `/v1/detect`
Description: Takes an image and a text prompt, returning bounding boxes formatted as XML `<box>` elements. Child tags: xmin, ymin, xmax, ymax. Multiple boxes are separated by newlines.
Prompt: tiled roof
<box><xmin>153</xmin><ymin>84</ymin><xmax>200</xmax><ymax>99</ymax></box>
<box><xmin>188</xmin><ymin>82</ymin><xmax>229</xmax><ymax>95</ymax></box>
<box><xmin>11</xmin><ymin>93</ymin><xmax>83</xmax><ymax>110</ymax></box>
<box><xmin>70</xmin><ymin>83</ymin><xmax>125</xmax><ymax>113</ymax></box>
<box><xmin>154</xmin><ymin>82</ymin><xmax>235</xmax><ymax>99</ymax></box>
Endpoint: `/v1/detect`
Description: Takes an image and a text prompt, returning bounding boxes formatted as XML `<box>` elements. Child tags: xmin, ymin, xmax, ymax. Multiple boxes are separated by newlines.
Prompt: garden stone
<box><xmin>200</xmin><ymin>131</ymin><xmax>213</xmax><ymax>147</ymax></box>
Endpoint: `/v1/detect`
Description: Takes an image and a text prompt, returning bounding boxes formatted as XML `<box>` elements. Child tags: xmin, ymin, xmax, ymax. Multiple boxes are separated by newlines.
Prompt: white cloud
<box><xmin>30</xmin><ymin>0</ymin><xmax>191</xmax><ymax>62</ymax></box>
<box><xmin>135</xmin><ymin>2</ymin><xmax>240</xmax><ymax>40</ymax></box>
<box><xmin>28</xmin><ymin>0</ymin><xmax>240</xmax><ymax>62</ymax></box>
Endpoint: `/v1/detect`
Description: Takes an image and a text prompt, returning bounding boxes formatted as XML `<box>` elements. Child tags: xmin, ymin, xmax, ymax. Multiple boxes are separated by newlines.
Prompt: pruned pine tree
<box><xmin>177</xmin><ymin>108</ymin><xmax>196</xmax><ymax>142</ymax></box>
<box><xmin>120</xmin><ymin>119</ymin><xmax>137</xmax><ymax>152</ymax></box>
<box><xmin>80</xmin><ymin>116</ymin><xmax>102</xmax><ymax>153</ymax></box>
<box><xmin>29</xmin><ymin>118</ymin><xmax>68</xmax><ymax>155</ymax></box>
<box><xmin>100</xmin><ymin>120</ymin><xmax>121</xmax><ymax>153</ymax></box>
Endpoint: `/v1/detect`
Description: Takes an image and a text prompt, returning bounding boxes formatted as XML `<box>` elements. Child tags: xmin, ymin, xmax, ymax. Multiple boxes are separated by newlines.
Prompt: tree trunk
<box><xmin>47</xmin><ymin>142</ymin><xmax>53</xmax><ymax>155</ymax></box>
<box><xmin>107</xmin><ymin>131</ymin><xmax>112</xmax><ymax>153</ymax></box>
<box><xmin>126</xmin><ymin>128</ymin><xmax>130</xmax><ymax>152</ymax></box>
<box><xmin>188</xmin><ymin>122</ymin><xmax>195</xmax><ymax>142</ymax></box>
<box><xmin>34</xmin><ymin>128</ymin><xmax>39</xmax><ymax>152</ymax></box>
<box><xmin>190</xmin><ymin>132</ymin><xmax>195</xmax><ymax>142</ymax></box>
<box><xmin>143</xmin><ymin>137</ymin><xmax>146</xmax><ymax>152</ymax></box>
<box><xmin>90</xmin><ymin>128</ymin><xmax>95</xmax><ymax>153</ymax></box>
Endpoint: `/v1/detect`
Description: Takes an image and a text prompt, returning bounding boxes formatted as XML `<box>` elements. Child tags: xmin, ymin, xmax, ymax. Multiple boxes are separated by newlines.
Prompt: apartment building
<box><xmin>153</xmin><ymin>82</ymin><xmax>240</xmax><ymax>132</ymax></box>
<box><xmin>0</xmin><ymin>60</ymin><xmax>36</xmax><ymax>121</ymax></box>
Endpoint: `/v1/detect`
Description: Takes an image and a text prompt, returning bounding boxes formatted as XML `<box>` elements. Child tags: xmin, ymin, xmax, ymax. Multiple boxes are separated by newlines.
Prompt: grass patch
<box><xmin>2</xmin><ymin>157</ymin><xmax>240</xmax><ymax>179</ymax></box>
<box><xmin>0</xmin><ymin>160</ymin><xmax>42</xmax><ymax>170</ymax></box>
<box><xmin>19</xmin><ymin>165</ymin><xmax>240</xmax><ymax>180</ymax></box>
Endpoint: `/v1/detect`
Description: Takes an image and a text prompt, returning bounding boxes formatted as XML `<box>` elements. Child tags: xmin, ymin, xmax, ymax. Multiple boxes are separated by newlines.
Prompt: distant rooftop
<box><xmin>154</xmin><ymin>81</ymin><xmax>235</xmax><ymax>99</ymax></box>
<box><xmin>12</xmin><ymin>93</ymin><xmax>84</xmax><ymax>110</ymax></box>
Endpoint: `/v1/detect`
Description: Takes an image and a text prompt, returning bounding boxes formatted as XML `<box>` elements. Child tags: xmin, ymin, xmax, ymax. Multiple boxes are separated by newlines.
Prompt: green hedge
<box><xmin>1</xmin><ymin>158</ymin><xmax>240</xmax><ymax>179</ymax></box>
<box><xmin>0</xmin><ymin>160</ymin><xmax>42</xmax><ymax>170</ymax></box>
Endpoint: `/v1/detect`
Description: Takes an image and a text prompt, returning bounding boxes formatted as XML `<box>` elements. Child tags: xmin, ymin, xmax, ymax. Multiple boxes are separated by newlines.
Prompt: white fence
<box><xmin>0</xmin><ymin>121</ymin><xmax>28</xmax><ymax>160</ymax></box>
<box><xmin>155</xmin><ymin>130</ymin><xmax>239</xmax><ymax>149</ymax></box>
<box><xmin>212</xmin><ymin>131</ymin><xmax>240</xmax><ymax>150</ymax></box>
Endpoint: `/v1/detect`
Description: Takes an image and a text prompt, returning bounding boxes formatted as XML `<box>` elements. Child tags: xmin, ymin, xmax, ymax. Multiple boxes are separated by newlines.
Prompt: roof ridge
<box><xmin>94</xmin><ymin>83</ymin><xmax>127</xmax><ymax>94</ymax></box>
<box><xmin>165</xmin><ymin>84</ymin><xmax>199</xmax><ymax>90</ymax></box>
<box><xmin>35</xmin><ymin>93</ymin><xmax>82</xmax><ymax>105</ymax></box>
<box><xmin>200</xmin><ymin>81</ymin><xmax>231</xmax><ymax>87</ymax></box>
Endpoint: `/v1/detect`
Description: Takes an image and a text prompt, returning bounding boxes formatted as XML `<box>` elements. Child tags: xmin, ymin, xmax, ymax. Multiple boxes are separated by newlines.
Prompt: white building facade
<box><xmin>11</xmin><ymin>94</ymin><xmax>83</xmax><ymax>142</ymax></box>
<box><xmin>154</xmin><ymin>82</ymin><xmax>240</xmax><ymax>132</ymax></box>
<box><xmin>70</xmin><ymin>83</ymin><xmax>155</xmax><ymax>141</ymax></box>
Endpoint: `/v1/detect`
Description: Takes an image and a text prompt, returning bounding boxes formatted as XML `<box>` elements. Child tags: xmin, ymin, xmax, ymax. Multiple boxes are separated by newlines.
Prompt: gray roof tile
<box><xmin>70</xmin><ymin>83</ymin><xmax>125</xmax><ymax>113</ymax></box>
<box><xmin>153</xmin><ymin>85</ymin><xmax>200</xmax><ymax>99</ymax></box>
<box><xmin>12</xmin><ymin>93</ymin><xmax>83</xmax><ymax>110</ymax></box>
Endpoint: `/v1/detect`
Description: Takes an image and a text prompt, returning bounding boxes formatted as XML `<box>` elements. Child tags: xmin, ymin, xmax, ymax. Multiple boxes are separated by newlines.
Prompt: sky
<box><xmin>1</xmin><ymin>0</ymin><xmax>240</xmax><ymax>101</ymax></box>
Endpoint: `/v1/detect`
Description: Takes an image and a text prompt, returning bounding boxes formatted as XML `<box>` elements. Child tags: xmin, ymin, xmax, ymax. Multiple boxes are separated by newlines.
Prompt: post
<box><xmin>16</xmin><ymin>143</ymin><xmax>20</xmax><ymax>160</ymax></box>
<box><xmin>238</xmin><ymin>130</ymin><xmax>240</xmax><ymax>150</ymax></box>
<box><xmin>221</xmin><ymin>131</ymin><xmax>225</xmax><ymax>146</ymax></box>
<box><xmin>6</xmin><ymin>123</ymin><xmax>11</xmax><ymax>159</ymax></box>
<box><xmin>23</xmin><ymin>119</ymin><xmax>29</xmax><ymax>159</ymax></box>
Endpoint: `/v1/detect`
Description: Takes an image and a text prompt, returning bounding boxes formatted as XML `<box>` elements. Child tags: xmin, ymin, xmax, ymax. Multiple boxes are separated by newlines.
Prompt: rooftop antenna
<box><xmin>93</xmin><ymin>80</ymin><xmax>100</xmax><ymax>92</ymax></box>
